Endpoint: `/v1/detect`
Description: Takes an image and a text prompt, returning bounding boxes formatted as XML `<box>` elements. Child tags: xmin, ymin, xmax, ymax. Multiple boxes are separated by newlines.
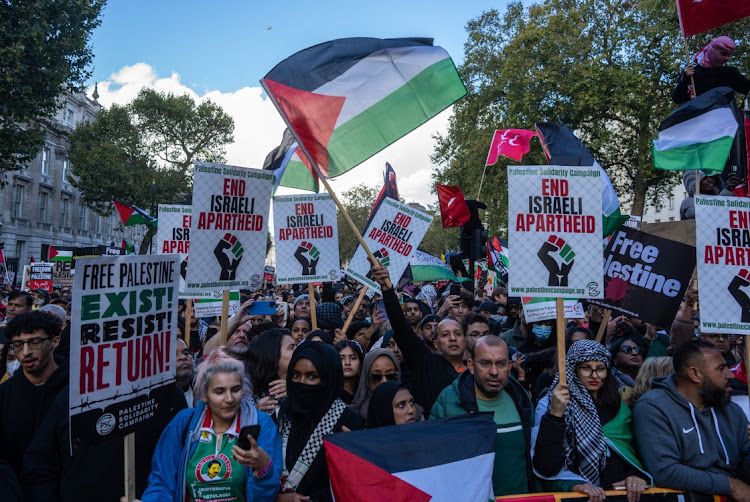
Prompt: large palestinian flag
<box><xmin>261</xmin><ymin>38</ymin><xmax>466</xmax><ymax>184</ymax></box>
<box><xmin>325</xmin><ymin>414</ymin><xmax>495</xmax><ymax>501</ymax></box>
<box><xmin>535</xmin><ymin>122</ymin><xmax>628</xmax><ymax>237</ymax></box>
<box><xmin>113</xmin><ymin>200</ymin><xmax>157</xmax><ymax>226</ymax></box>
<box><xmin>653</xmin><ymin>86</ymin><xmax>738</xmax><ymax>175</ymax></box>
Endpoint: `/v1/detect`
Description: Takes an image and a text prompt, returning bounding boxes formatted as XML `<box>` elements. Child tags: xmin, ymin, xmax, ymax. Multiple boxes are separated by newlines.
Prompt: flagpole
<box><xmin>308</xmin><ymin>283</ymin><xmax>318</xmax><ymax>331</ymax></box>
<box><xmin>477</xmin><ymin>163</ymin><xmax>489</xmax><ymax>200</ymax></box>
<box><xmin>682</xmin><ymin>37</ymin><xmax>701</xmax><ymax>195</ymax></box>
<box><xmin>342</xmin><ymin>286</ymin><xmax>368</xmax><ymax>333</ymax></box>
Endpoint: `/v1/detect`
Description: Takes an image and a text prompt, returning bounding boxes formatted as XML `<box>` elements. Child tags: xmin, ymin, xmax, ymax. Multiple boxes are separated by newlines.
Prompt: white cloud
<box><xmin>90</xmin><ymin>63</ymin><xmax>448</xmax><ymax>208</ymax></box>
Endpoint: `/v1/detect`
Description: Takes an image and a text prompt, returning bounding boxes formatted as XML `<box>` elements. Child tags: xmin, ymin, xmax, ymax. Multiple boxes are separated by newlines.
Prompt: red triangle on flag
<box><xmin>113</xmin><ymin>200</ymin><xmax>136</xmax><ymax>225</ymax></box>
<box><xmin>263</xmin><ymin>78</ymin><xmax>346</xmax><ymax>176</ymax></box>
<box><xmin>49</xmin><ymin>246</ymin><xmax>58</xmax><ymax>260</ymax></box>
<box><xmin>325</xmin><ymin>440</ymin><xmax>431</xmax><ymax>501</ymax></box>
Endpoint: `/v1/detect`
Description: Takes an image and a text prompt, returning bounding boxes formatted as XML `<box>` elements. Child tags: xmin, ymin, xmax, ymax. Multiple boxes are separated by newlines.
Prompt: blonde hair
<box><xmin>630</xmin><ymin>356</ymin><xmax>673</xmax><ymax>403</ymax></box>
<box><xmin>193</xmin><ymin>348</ymin><xmax>251</xmax><ymax>401</ymax></box>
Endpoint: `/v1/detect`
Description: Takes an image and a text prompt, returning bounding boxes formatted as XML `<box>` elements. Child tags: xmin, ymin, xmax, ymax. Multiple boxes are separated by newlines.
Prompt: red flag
<box><xmin>485</xmin><ymin>129</ymin><xmax>537</xmax><ymax>164</ymax></box>
<box><xmin>676</xmin><ymin>0</ymin><xmax>750</xmax><ymax>38</ymax></box>
<box><xmin>436</xmin><ymin>184</ymin><xmax>471</xmax><ymax>228</ymax></box>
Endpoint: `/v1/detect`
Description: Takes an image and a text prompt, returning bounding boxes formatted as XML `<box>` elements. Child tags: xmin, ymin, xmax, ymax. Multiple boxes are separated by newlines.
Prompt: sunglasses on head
<box><xmin>369</xmin><ymin>372</ymin><xmax>399</xmax><ymax>383</ymax></box>
<box><xmin>619</xmin><ymin>345</ymin><xmax>644</xmax><ymax>355</ymax></box>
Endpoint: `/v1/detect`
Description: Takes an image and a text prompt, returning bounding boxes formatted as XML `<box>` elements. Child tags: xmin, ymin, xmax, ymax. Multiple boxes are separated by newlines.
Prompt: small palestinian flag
<box><xmin>653</xmin><ymin>86</ymin><xmax>738</xmax><ymax>175</ymax></box>
<box><xmin>121</xmin><ymin>240</ymin><xmax>135</xmax><ymax>254</ymax></box>
<box><xmin>113</xmin><ymin>200</ymin><xmax>157</xmax><ymax>226</ymax></box>
<box><xmin>263</xmin><ymin>128</ymin><xmax>320</xmax><ymax>193</ymax></box>
<box><xmin>488</xmin><ymin>236</ymin><xmax>509</xmax><ymax>285</ymax></box>
<box><xmin>261</xmin><ymin>37</ymin><xmax>466</xmax><ymax>185</ymax></box>
<box><xmin>408</xmin><ymin>249</ymin><xmax>466</xmax><ymax>283</ymax></box>
<box><xmin>325</xmin><ymin>414</ymin><xmax>496</xmax><ymax>501</ymax></box>
<box><xmin>49</xmin><ymin>246</ymin><xmax>72</xmax><ymax>262</ymax></box>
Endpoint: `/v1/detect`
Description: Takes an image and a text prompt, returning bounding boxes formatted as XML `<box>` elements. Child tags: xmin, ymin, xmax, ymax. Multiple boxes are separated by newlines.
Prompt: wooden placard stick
<box><xmin>123</xmin><ymin>432</ymin><xmax>136</xmax><ymax>501</ymax></box>
<box><xmin>595</xmin><ymin>308</ymin><xmax>612</xmax><ymax>344</ymax></box>
<box><xmin>342</xmin><ymin>286</ymin><xmax>369</xmax><ymax>333</ymax></box>
<box><xmin>219</xmin><ymin>290</ymin><xmax>230</xmax><ymax>346</ymax></box>
<box><xmin>184</xmin><ymin>299</ymin><xmax>192</xmax><ymax>345</ymax></box>
<box><xmin>308</xmin><ymin>283</ymin><xmax>318</xmax><ymax>331</ymax></box>
<box><xmin>556</xmin><ymin>298</ymin><xmax>567</xmax><ymax>385</ymax></box>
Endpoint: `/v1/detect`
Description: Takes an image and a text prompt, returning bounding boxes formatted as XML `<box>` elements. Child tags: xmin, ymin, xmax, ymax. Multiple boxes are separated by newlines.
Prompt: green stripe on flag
<box><xmin>652</xmin><ymin>135</ymin><xmax>734</xmax><ymax>173</ymax></box>
<box><xmin>326</xmin><ymin>58</ymin><xmax>466</xmax><ymax>176</ymax></box>
<box><xmin>279</xmin><ymin>159</ymin><xmax>320</xmax><ymax>192</ymax></box>
<box><xmin>603</xmin><ymin>207</ymin><xmax>629</xmax><ymax>238</ymax></box>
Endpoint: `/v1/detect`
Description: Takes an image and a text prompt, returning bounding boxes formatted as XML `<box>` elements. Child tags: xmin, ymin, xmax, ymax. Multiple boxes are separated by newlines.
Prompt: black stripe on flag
<box><xmin>658</xmin><ymin>86</ymin><xmax>736</xmax><ymax>131</ymax></box>
<box><xmin>263</xmin><ymin>37</ymin><xmax>434</xmax><ymax>92</ymax></box>
<box><xmin>324</xmin><ymin>413</ymin><xmax>496</xmax><ymax>474</ymax></box>
<box><xmin>535</xmin><ymin>121</ymin><xmax>596</xmax><ymax>167</ymax></box>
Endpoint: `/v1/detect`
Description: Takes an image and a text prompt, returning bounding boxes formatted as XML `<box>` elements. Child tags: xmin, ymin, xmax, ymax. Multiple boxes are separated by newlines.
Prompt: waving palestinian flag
<box><xmin>48</xmin><ymin>246</ymin><xmax>72</xmax><ymax>262</ymax></box>
<box><xmin>263</xmin><ymin>128</ymin><xmax>320</xmax><ymax>193</ymax></box>
<box><xmin>113</xmin><ymin>200</ymin><xmax>157</xmax><ymax>226</ymax></box>
<box><xmin>261</xmin><ymin>38</ymin><xmax>466</xmax><ymax>183</ymax></box>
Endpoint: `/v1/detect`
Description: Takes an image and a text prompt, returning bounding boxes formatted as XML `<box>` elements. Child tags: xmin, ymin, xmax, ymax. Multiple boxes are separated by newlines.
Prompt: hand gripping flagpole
<box><xmin>260</xmin><ymin>81</ymin><xmax>393</xmax><ymax>290</ymax></box>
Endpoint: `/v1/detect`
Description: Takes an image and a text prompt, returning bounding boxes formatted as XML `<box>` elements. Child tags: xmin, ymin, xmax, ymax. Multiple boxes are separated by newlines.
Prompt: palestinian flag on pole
<box><xmin>325</xmin><ymin>414</ymin><xmax>496</xmax><ymax>501</ymax></box>
<box><xmin>408</xmin><ymin>249</ymin><xmax>468</xmax><ymax>283</ymax></box>
<box><xmin>48</xmin><ymin>246</ymin><xmax>72</xmax><ymax>262</ymax></box>
<box><xmin>653</xmin><ymin>86</ymin><xmax>738</xmax><ymax>175</ymax></box>
<box><xmin>488</xmin><ymin>236</ymin><xmax>509</xmax><ymax>285</ymax></box>
<box><xmin>261</xmin><ymin>38</ymin><xmax>466</xmax><ymax>183</ymax></box>
<box><xmin>262</xmin><ymin>128</ymin><xmax>320</xmax><ymax>193</ymax></box>
<box><xmin>535</xmin><ymin>122</ymin><xmax>628</xmax><ymax>237</ymax></box>
<box><xmin>113</xmin><ymin>200</ymin><xmax>157</xmax><ymax>226</ymax></box>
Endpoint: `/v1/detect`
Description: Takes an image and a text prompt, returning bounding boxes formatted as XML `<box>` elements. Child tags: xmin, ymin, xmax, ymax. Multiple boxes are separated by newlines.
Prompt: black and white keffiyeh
<box><xmin>548</xmin><ymin>339</ymin><xmax>611</xmax><ymax>486</ymax></box>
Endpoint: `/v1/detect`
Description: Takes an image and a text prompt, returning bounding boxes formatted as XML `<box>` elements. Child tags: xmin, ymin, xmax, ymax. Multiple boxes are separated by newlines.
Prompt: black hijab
<box><xmin>283</xmin><ymin>341</ymin><xmax>344</xmax><ymax>472</ymax></box>
<box><xmin>304</xmin><ymin>330</ymin><xmax>334</xmax><ymax>345</ymax></box>
<box><xmin>366</xmin><ymin>381</ymin><xmax>405</xmax><ymax>428</ymax></box>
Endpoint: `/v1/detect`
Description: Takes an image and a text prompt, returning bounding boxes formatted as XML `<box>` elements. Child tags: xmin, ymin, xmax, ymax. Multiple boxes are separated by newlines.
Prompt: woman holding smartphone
<box><xmin>136</xmin><ymin>350</ymin><xmax>282</xmax><ymax>502</ymax></box>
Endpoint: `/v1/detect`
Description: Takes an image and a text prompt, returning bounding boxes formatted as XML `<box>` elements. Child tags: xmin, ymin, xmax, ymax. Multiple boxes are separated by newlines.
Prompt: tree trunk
<box><xmin>630</xmin><ymin>170</ymin><xmax>647</xmax><ymax>217</ymax></box>
<box><xmin>139</xmin><ymin>226</ymin><xmax>157</xmax><ymax>255</ymax></box>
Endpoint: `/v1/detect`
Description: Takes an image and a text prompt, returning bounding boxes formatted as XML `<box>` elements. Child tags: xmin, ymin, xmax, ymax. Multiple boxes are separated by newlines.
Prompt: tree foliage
<box><xmin>0</xmin><ymin>0</ymin><xmax>105</xmax><ymax>181</ymax></box>
<box><xmin>69</xmin><ymin>88</ymin><xmax>234</xmax><ymax>252</ymax></box>
<box><xmin>337</xmin><ymin>184</ymin><xmax>379</xmax><ymax>266</ymax></box>
<box><xmin>432</xmin><ymin>0</ymin><xmax>750</xmax><ymax>233</ymax></box>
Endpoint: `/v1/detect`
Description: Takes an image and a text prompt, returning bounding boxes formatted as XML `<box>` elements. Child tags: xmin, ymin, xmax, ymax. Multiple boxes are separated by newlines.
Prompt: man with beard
<box><xmin>634</xmin><ymin>340</ymin><xmax>750</xmax><ymax>499</ymax></box>
<box><xmin>430</xmin><ymin>335</ymin><xmax>533</xmax><ymax>496</ymax></box>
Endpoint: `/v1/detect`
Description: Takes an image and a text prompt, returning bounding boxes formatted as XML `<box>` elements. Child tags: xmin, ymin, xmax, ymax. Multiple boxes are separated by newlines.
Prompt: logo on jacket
<box><xmin>196</xmin><ymin>454</ymin><xmax>232</xmax><ymax>482</ymax></box>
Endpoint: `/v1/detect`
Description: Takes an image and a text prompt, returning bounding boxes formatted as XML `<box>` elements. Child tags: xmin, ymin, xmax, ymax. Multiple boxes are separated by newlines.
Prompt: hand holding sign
<box><xmin>537</xmin><ymin>235</ymin><xmax>575</xmax><ymax>287</ymax></box>
<box><xmin>729</xmin><ymin>269</ymin><xmax>750</xmax><ymax>323</ymax></box>
<box><xmin>214</xmin><ymin>233</ymin><xmax>243</xmax><ymax>280</ymax></box>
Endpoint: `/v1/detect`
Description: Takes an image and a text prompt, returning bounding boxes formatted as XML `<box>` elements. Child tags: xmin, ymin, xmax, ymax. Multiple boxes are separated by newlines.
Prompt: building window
<box><xmin>42</xmin><ymin>148</ymin><xmax>50</xmax><ymax>175</ymax></box>
<box><xmin>65</xmin><ymin>108</ymin><xmax>74</xmax><ymax>125</ymax></box>
<box><xmin>79</xmin><ymin>205</ymin><xmax>87</xmax><ymax>230</ymax></box>
<box><xmin>106</xmin><ymin>215</ymin><xmax>112</xmax><ymax>234</ymax></box>
<box><xmin>62</xmin><ymin>158</ymin><xmax>69</xmax><ymax>183</ymax></box>
<box><xmin>39</xmin><ymin>192</ymin><xmax>48</xmax><ymax>222</ymax></box>
<box><xmin>669</xmin><ymin>197</ymin><xmax>675</xmax><ymax>210</ymax></box>
<box><xmin>16</xmin><ymin>240</ymin><xmax>26</xmax><ymax>263</ymax></box>
<box><xmin>669</xmin><ymin>217</ymin><xmax>675</xmax><ymax>222</ymax></box>
<box><xmin>95</xmin><ymin>214</ymin><xmax>101</xmax><ymax>233</ymax></box>
<box><xmin>60</xmin><ymin>199</ymin><xmax>69</xmax><ymax>227</ymax></box>
<box><xmin>12</xmin><ymin>185</ymin><xmax>24</xmax><ymax>218</ymax></box>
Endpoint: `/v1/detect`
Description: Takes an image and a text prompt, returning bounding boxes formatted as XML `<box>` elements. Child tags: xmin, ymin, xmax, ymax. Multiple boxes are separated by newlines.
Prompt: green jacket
<box><xmin>500</xmin><ymin>319</ymin><xmax>527</xmax><ymax>349</ymax></box>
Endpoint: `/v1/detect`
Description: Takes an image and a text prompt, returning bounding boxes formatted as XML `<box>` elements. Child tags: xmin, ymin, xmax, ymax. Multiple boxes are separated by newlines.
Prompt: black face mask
<box><xmin>287</xmin><ymin>381</ymin><xmax>330</xmax><ymax>418</ymax></box>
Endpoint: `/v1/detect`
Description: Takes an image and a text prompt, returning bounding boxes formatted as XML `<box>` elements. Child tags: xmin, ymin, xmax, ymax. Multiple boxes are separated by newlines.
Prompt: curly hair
<box><xmin>6</xmin><ymin>311</ymin><xmax>62</xmax><ymax>340</ymax></box>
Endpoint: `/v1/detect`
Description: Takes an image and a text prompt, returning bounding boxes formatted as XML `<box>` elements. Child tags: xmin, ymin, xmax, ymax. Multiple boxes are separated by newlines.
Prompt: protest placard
<box><xmin>4</xmin><ymin>271</ymin><xmax>15</xmax><ymax>287</ymax></box>
<box><xmin>69</xmin><ymin>254</ymin><xmax>181</xmax><ymax>450</ymax></box>
<box><xmin>507</xmin><ymin>166</ymin><xmax>603</xmax><ymax>299</ymax></box>
<box><xmin>345</xmin><ymin>198</ymin><xmax>433</xmax><ymax>294</ymax></box>
<box><xmin>186</xmin><ymin>162</ymin><xmax>273</xmax><ymax>292</ymax></box>
<box><xmin>156</xmin><ymin>204</ymin><xmax>211</xmax><ymax>299</ymax></box>
<box><xmin>695</xmin><ymin>195</ymin><xmax>750</xmax><ymax>334</ymax></box>
<box><xmin>590</xmin><ymin>227</ymin><xmax>695</xmax><ymax>327</ymax></box>
<box><xmin>522</xmin><ymin>297</ymin><xmax>585</xmax><ymax>323</ymax></box>
<box><xmin>274</xmin><ymin>194</ymin><xmax>340</xmax><ymax>284</ymax></box>
<box><xmin>264</xmin><ymin>265</ymin><xmax>275</xmax><ymax>283</ymax></box>
<box><xmin>28</xmin><ymin>262</ymin><xmax>54</xmax><ymax>291</ymax></box>
<box><xmin>193</xmin><ymin>291</ymin><xmax>241</xmax><ymax>317</ymax></box>
<box><xmin>21</xmin><ymin>265</ymin><xmax>30</xmax><ymax>291</ymax></box>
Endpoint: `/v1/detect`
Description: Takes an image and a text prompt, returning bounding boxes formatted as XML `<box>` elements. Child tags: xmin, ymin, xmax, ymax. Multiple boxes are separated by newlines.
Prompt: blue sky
<box><xmin>89</xmin><ymin>0</ymin><xmax>502</xmax><ymax>92</ymax></box>
<box><xmin>87</xmin><ymin>1</ymin><xmax>519</xmax><ymax>207</ymax></box>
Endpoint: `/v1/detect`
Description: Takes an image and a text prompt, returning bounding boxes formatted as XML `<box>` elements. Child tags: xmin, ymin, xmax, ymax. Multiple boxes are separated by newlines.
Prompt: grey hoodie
<box><xmin>633</xmin><ymin>374</ymin><xmax>750</xmax><ymax>494</ymax></box>
<box><xmin>680</xmin><ymin>171</ymin><xmax>733</xmax><ymax>220</ymax></box>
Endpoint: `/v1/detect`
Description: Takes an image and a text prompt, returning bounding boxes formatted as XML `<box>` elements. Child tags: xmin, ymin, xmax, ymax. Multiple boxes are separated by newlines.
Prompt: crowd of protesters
<box><xmin>0</xmin><ymin>255</ymin><xmax>749</xmax><ymax>502</ymax></box>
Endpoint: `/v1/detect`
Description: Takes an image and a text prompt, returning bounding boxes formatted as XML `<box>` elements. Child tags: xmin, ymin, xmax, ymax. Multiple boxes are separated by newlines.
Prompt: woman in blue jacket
<box><xmin>138</xmin><ymin>349</ymin><xmax>282</xmax><ymax>502</ymax></box>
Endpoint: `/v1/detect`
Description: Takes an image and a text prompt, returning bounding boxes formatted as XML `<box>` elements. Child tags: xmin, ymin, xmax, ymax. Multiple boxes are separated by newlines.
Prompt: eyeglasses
<box><xmin>702</xmin><ymin>334</ymin><xmax>728</xmax><ymax>341</ymax></box>
<box><xmin>10</xmin><ymin>337</ymin><xmax>52</xmax><ymax>351</ymax></box>
<box><xmin>619</xmin><ymin>345</ymin><xmax>645</xmax><ymax>355</ymax></box>
<box><xmin>577</xmin><ymin>365</ymin><xmax>608</xmax><ymax>377</ymax></box>
<box><xmin>369</xmin><ymin>372</ymin><xmax>399</xmax><ymax>383</ymax></box>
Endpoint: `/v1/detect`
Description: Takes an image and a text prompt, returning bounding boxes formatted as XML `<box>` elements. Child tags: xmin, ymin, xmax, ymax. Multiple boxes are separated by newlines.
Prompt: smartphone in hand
<box><xmin>237</xmin><ymin>425</ymin><xmax>261</xmax><ymax>450</ymax></box>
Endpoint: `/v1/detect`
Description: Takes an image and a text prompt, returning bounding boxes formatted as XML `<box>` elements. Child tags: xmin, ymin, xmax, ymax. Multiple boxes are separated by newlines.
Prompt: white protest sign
<box><xmin>186</xmin><ymin>162</ymin><xmax>273</xmax><ymax>292</ymax></box>
<box><xmin>522</xmin><ymin>296</ymin><xmax>585</xmax><ymax>323</ymax></box>
<box><xmin>156</xmin><ymin>204</ymin><xmax>211</xmax><ymax>299</ymax></box>
<box><xmin>695</xmin><ymin>195</ymin><xmax>750</xmax><ymax>334</ymax></box>
<box><xmin>69</xmin><ymin>254</ymin><xmax>180</xmax><ymax>450</ymax></box>
<box><xmin>273</xmin><ymin>194</ymin><xmax>340</xmax><ymax>284</ymax></box>
<box><xmin>193</xmin><ymin>291</ymin><xmax>241</xmax><ymax>317</ymax></box>
<box><xmin>508</xmin><ymin>166</ymin><xmax>603</xmax><ymax>299</ymax></box>
<box><xmin>345</xmin><ymin>198</ymin><xmax>433</xmax><ymax>294</ymax></box>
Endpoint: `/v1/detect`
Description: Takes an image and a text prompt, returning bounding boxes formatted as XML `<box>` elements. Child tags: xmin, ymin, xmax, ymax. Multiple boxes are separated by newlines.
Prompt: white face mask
<box><xmin>6</xmin><ymin>360</ymin><xmax>20</xmax><ymax>377</ymax></box>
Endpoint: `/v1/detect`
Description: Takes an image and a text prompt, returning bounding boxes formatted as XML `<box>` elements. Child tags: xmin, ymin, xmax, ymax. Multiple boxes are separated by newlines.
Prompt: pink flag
<box><xmin>485</xmin><ymin>129</ymin><xmax>537</xmax><ymax>164</ymax></box>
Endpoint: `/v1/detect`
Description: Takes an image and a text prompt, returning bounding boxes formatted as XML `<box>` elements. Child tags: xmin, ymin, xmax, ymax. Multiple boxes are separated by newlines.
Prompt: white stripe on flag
<box><xmin>314</xmin><ymin>46</ymin><xmax>450</xmax><ymax>128</ymax></box>
<box><xmin>497</xmin><ymin>425</ymin><xmax>522</xmax><ymax>434</ymax></box>
<box><xmin>393</xmin><ymin>452</ymin><xmax>495</xmax><ymax>502</ymax></box>
<box><xmin>654</xmin><ymin>108</ymin><xmax>738</xmax><ymax>151</ymax></box>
